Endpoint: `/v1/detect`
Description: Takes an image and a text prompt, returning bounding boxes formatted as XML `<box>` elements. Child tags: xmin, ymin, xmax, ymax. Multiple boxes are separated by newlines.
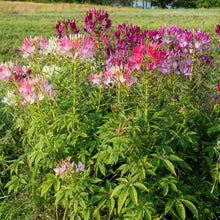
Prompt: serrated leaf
<box><xmin>55</xmin><ymin>190</ymin><xmax>65</xmax><ymax>205</ymax></box>
<box><xmin>40</xmin><ymin>181</ymin><xmax>54</xmax><ymax>197</ymax></box>
<box><xmin>111</xmin><ymin>184</ymin><xmax>125</xmax><ymax>197</ymax></box>
<box><xmin>129</xmin><ymin>185</ymin><xmax>138</xmax><ymax>206</ymax></box>
<box><xmin>83</xmin><ymin>209</ymin><xmax>90</xmax><ymax>220</ymax></box>
<box><xmin>89</xmin><ymin>177</ymin><xmax>103</xmax><ymax>184</ymax></box>
<box><xmin>99</xmin><ymin>163</ymin><xmax>106</xmax><ymax>176</ymax></box>
<box><xmin>177</xmin><ymin>161</ymin><xmax>192</xmax><ymax>171</ymax></box>
<box><xmin>170</xmin><ymin>183</ymin><xmax>177</xmax><ymax>192</ymax></box>
<box><xmin>108</xmin><ymin>197</ymin><xmax>115</xmax><ymax>216</ymax></box>
<box><xmin>131</xmin><ymin>164</ymin><xmax>138</xmax><ymax>176</ymax></box>
<box><xmin>175</xmin><ymin>199</ymin><xmax>186</xmax><ymax>219</ymax></box>
<box><xmin>133</xmin><ymin>182</ymin><xmax>149</xmax><ymax>192</ymax></box>
<box><xmin>163</xmin><ymin>184</ymin><xmax>169</xmax><ymax>196</ymax></box>
<box><xmin>118</xmin><ymin>187</ymin><xmax>129</xmax><ymax>213</ymax></box>
<box><xmin>116</xmin><ymin>178</ymin><xmax>128</xmax><ymax>184</ymax></box>
<box><xmin>165</xmin><ymin>198</ymin><xmax>175</xmax><ymax>215</ymax></box>
<box><xmin>54</xmin><ymin>179</ymin><xmax>60</xmax><ymax>192</ymax></box>
<box><xmin>79</xmin><ymin>197</ymin><xmax>87</xmax><ymax>209</ymax></box>
<box><xmin>144</xmin><ymin>208</ymin><xmax>151</xmax><ymax>220</ymax></box>
<box><xmin>140</xmin><ymin>166</ymin><xmax>146</xmax><ymax>179</ymax></box>
<box><xmin>20</xmin><ymin>178</ymin><xmax>27</xmax><ymax>184</ymax></box>
<box><xmin>167</xmin><ymin>155</ymin><xmax>183</xmax><ymax>161</ymax></box>
<box><xmin>180</xmin><ymin>199</ymin><xmax>198</xmax><ymax>218</ymax></box>
<box><xmin>162</xmin><ymin>159</ymin><xmax>176</xmax><ymax>176</ymax></box>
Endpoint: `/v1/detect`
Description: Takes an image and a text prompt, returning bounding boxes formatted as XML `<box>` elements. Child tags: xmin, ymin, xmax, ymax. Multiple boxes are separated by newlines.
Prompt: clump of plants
<box><xmin>0</xmin><ymin>9</ymin><xmax>219</xmax><ymax>220</ymax></box>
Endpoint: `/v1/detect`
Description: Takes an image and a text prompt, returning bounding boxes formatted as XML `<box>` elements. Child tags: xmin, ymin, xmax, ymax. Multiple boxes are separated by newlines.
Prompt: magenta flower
<box><xmin>56</xmin><ymin>19</ymin><xmax>79</xmax><ymax>39</ymax></box>
<box><xmin>0</xmin><ymin>61</ymin><xmax>31</xmax><ymax>82</ymax></box>
<box><xmin>218</xmin><ymin>84</ymin><xmax>220</xmax><ymax>92</ymax></box>
<box><xmin>84</xmin><ymin>9</ymin><xmax>111</xmax><ymax>33</ymax></box>
<box><xmin>216</xmin><ymin>23</ymin><xmax>220</xmax><ymax>36</ymax></box>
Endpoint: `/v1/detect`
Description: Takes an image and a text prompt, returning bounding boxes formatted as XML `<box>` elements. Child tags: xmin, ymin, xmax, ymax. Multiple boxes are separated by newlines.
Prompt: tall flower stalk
<box><xmin>72</xmin><ymin>60</ymin><xmax>77</xmax><ymax>120</ymax></box>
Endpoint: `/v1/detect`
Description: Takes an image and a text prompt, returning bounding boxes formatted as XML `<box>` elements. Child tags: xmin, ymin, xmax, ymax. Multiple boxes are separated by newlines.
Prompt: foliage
<box><xmin>0</xmin><ymin>9</ymin><xmax>220</xmax><ymax>220</ymax></box>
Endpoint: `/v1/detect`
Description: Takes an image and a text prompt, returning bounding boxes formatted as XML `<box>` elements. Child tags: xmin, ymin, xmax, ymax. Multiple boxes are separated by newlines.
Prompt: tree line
<box><xmin>5</xmin><ymin>0</ymin><xmax>220</xmax><ymax>8</ymax></box>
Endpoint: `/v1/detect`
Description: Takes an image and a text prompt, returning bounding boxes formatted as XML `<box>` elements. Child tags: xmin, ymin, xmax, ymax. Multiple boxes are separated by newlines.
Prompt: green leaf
<box><xmin>177</xmin><ymin>161</ymin><xmax>192</xmax><ymax>171</ymax></box>
<box><xmin>111</xmin><ymin>184</ymin><xmax>125</xmax><ymax>197</ymax></box>
<box><xmin>163</xmin><ymin>184</ymin><xmax>169</xmax><ymax>196</ymax></box>
<box><xmin>89</xmin><ymin>177</ymin><xmax>103</xmax><ymax>184</ymax></box>
<box><xmin>40</xmin><ymin>181</ymin><xmax>54</xmax><ymax>197</ymax></box>
<box><xmin>118</xmin><ymin>187</ymin><xmax>129</xmax><ymax>213</ymax></box>
<box><xmin>129</xmin><ymin>185</ymin><xmax>138</xmax><ymax>206</ymax></box>
<box><xmin>167</xmin><ymin>154</ymin><xmax>183</xmax><ymax>162</ymax></box>
<box><xmin>133</xmin><ymin>182</ymin><xmax>149</xmax><ymax>192</ymax></box>
<box><xmin>170</xmin><ymin>183</ymin><xmax>177</xmax><ymax>192</ymax></box>
<box><xmin>55</xmin><ymin>190</ymin><xmax>66</xmax><ymax>205</ymax></box>
<box><xmin>83</xmin><ymin>210</ymin><xmax>90</xmax><ymax>220</ymax></box>
<box><xmin>180</xmin><ymin>199</ymin><xmax>198</xmax><ymax>218</ymax></box>
<box><xmin>107</xmin><ymin>197</ymin><xmax>115</xmax><ymax>216</ymax></box>
<box><xmin>116</xmin><ymin>178</ymin><xmax>128</xmax><ymax>184</ymax></box>
<box><xmin>165</xmin><ymin>198</ymin><xmax>175</xmax><ymax>215</ymax></box>
<box><xmin>144</xmin><ymin>208</ymin><xmax>152</xmax><ymax>220</ymax></box>
<box><xmin>162</xmin><ymin>159</ymin><xmax>176</xmax><ymax>176</ymax></box>
<box><xmin>54</xmin><ymin>179</ymin><xmax>60</xmax><ymax>192</ymax></box>
<box><xmin>140</xmin><ymin>166</ymin><xmax>146</xmax><ymax>179</ymax></box>
<box><xmin>175</xmin><ymin>199</ymin><xmax>186</xmax><ymax>219</ymax></box>
<box><xmin>99</xmin><ymin>163</ymin><xmax>106</xmax><ymax>176</ymax></box>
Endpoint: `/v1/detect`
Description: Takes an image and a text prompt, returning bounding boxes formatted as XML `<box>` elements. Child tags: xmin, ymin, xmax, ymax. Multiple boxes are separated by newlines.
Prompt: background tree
<box><xmin>151</xmin><ymin>0</ymin><xmax>172</xmax><ymax>8</ymax></box>
<box><xmin>196</xmin><ymin>0</ymin><xmax>220</xmax><ymax>8</ymax></box>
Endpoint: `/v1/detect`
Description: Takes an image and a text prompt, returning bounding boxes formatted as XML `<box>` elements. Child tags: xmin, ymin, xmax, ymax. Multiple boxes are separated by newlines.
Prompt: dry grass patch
<box><xmin>0</xmin><ymin>1</ymin><xmax>140</xmax><ymax>14</ymax></box>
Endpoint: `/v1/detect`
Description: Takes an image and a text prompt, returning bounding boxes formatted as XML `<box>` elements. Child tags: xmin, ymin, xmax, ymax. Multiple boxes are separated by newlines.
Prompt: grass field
<box><xmin>0</xmin><ymin>1</ymin><xmax>220</xmax><ymax>62</ymax></box>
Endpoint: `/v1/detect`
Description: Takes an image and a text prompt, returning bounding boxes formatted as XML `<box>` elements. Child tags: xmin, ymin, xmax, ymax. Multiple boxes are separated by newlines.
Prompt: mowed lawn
<box><xmin>0</xmin><ymin>1</ymin><xmax>220</xmax><ymax>62</ymax></box>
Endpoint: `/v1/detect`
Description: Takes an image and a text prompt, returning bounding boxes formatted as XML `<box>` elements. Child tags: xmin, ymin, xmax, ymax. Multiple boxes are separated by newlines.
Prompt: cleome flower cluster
<box><xmin>53</xmin><ymin>157</ymin><xmax>85</xmax><ymax>176</ymax></box>
<box><xmin>1</xmin><ymin>10</ymin><xmax>219</xmax><ymax>104</ymax></box>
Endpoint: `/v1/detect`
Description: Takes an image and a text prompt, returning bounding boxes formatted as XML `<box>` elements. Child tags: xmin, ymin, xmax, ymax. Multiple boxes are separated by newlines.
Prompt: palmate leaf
<box><xmin>118</xmin><ymin>187</ymin><xmax>129</xmax><ymax>214</ymax></box>
<box><xmin>175</xmin><ymin>199</ymin><xmax>186</xmax><ymax>220</ymax></box>
<box><xmin>180</xmin><ymin>199</ymin><xmax>198</xmax><ymax>218</ymax></box>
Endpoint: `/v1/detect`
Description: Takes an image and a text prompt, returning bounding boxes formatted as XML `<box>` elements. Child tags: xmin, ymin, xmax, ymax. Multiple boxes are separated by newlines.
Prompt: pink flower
<box><xmin>116</xmin><ymin>123</ymin><xmax>126</xmax><ymax>134</ymax></box>
<box><xmin>218</xmin><ymin>84</ymin><xmax>220</xmax><ymax>92</ymax></box>
<box><xmin>53</xmin><ymin>157</ymin><xmax>85</xmax><ymax>175</ymax></box>
<box><xmin>18</xmin><ymin>76</ymin><xmax>57</xmax><ymax>105</ymax></box>
<box><xmin>178</xmin><ymin>104</ymin><xmax>186</xmax><ymax>113</ymax></box>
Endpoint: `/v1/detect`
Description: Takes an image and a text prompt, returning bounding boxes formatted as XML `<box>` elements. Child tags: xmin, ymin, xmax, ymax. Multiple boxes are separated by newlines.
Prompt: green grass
<box><xmin>0</xmin><ymin>8</ymin><xmax>220</xmax><ymax>62</ymax></box>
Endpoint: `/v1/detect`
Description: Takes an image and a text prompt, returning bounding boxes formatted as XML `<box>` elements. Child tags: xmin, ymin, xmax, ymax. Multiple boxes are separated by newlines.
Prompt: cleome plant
<box><xmin>0</xmin><ymin>9</ymin><xmax>220</xmax><ymax>220</ymax></box>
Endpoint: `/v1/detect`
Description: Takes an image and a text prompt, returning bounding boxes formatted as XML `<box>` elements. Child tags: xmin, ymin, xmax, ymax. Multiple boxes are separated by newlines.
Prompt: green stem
<box><xmin>37</xmin><ymin>102</ymin><xmax>55</xmax><ymax>154</ymax></box>
<box><xmin>97</xmin><ymin>86</ymin><xmax>102</xmax><ymax>112</ymax></box>
<box><xmin>73</xmin><ymin>60</ymin><xmax>77</xmax><ymax>117</ymax></box>
<box><xmin>118</xmin><ymin>82</ymin><xmax>121</xmax><ymax>107</ymax></box>
<box><xmin>63</xmin><ymin>204</ymin><xmax>69</xmax><ymax>220</ymax></box>
<box><xmin>144</xmin><ymin>71</ymin><xmax>148</xmax><ymax>117</ymax></box>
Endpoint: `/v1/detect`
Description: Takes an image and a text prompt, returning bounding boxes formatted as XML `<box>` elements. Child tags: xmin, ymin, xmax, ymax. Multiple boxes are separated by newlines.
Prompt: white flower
<box><xmin>2</xmin><ymin>90</ymin><xmax>17</xmax><ymax>105</ymax></box>
<box><xmin>42</xmin><ymin>65</ymin><xmax>61</xmax><ymax>77</ymax></box>
<box><xmin>40</xmin><ymin>37</ymin><xmax>60</xmax><ymax>55</ymax></box>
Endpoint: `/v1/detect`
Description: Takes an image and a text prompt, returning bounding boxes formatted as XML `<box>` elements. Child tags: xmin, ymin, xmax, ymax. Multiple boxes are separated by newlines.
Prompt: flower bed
<box><xmin>0</xmin><ymin>10</ymin><xmax>220</xmax><ymax>220</ymax></box>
